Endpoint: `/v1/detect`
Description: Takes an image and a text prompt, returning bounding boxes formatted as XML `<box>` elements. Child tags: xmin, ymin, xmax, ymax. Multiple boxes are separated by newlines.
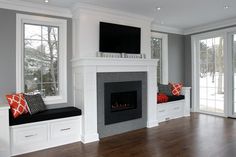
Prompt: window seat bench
<box><xmin>9</xmin><ymin>106</ymin><xmax>82</xmax><ymax>156</ymax></box>
<box><xmin>9</xmin><ymin>107</ymin><xmax>82</xmax><ymax>126</ymax></box>
<box><xmin>160</xmin><ymin>95</ymin><xmax>185</xmax><ymax>103</ymax></box>
<box><xmin>156</xmin><ymin>87</ymin><xmax>191</xmax><ymax>123</ymax></box>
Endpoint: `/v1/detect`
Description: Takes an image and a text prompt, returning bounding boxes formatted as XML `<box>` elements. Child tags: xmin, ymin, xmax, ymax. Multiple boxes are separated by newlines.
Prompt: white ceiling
<box><xmin>17</xmin><ymin>0</ymin><xmax>236</xmax><ymax>30</ymax></box>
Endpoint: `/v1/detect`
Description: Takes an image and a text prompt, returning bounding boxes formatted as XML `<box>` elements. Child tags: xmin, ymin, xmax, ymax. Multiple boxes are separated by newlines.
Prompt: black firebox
<box><xmin>104</xmin><ymin>81</ymin><xmax>142</xmax><ymax>125</ymax></box>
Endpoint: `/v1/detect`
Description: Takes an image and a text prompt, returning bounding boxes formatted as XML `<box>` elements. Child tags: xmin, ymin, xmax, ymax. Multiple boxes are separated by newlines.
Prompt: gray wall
<box><xmin>152</xmin><ymin>31</ymin><xmax>187</xmax><ymax>85</ymax></box>
<box><xmin>168</xmin><ymin>33</ymin><xmax>185</xmax><ymax>84</ymax></box>
<box><xmin>184</xmin><ymin>35</ymin><xmax>192</xmax><ymax>87</ymax></box>
<box><xmin>0</xmin><ymin>8</ymin><xmax>73</xmax><ymax>108</ymax></box>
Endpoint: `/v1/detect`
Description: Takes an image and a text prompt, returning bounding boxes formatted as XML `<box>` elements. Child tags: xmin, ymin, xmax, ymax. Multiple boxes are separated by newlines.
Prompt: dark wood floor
<box><xmin>17</xmin><ymin>113</ymin><xmax>236</xmax><ymax>157</ymax></box>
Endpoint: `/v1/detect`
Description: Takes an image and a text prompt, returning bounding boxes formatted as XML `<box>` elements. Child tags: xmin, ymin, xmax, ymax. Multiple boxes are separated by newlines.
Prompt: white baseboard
<box><xmin>184</xmin><ymin>114</ymin><xmax>191</xmax><ymax>117</ymax></box>
<box><xmin>146</xmin><ymin>120</ymin><xmax>159</xmax><ymax>128</ymax></box>
<box><xmin>81</xmin><ymin>133</ymin><xmax>99</xmax><ymax>144</ymax></box>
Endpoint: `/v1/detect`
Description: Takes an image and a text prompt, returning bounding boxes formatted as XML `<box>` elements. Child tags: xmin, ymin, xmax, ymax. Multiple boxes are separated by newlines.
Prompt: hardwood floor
<box><xmin>17</xmin><ymin>113</ymin><xmax>236</xmax><ymax>157</ymax></box>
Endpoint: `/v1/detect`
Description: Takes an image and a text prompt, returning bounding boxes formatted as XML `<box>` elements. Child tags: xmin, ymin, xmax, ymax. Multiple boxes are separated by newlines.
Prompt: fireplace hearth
<box><xmin>105</xmin><ymin>81</ymin><xmax>142</xmax><ymax>125</ymax></box>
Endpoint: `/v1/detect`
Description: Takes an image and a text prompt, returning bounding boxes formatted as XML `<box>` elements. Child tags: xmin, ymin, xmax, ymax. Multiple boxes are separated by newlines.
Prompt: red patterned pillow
<box><xmin>157</xmin><ymin>93</ymin><xmax>169</xmax><ymax>103</ymax></box>
<box><xmin>169</xmin><ymin>83</ymin><xmax>183</xmax><ymax>96</ymax></box>
<box><xmin>6</xmin><ymin>93</ymin><xmax>28</xmax><ymax>118</ymax></box>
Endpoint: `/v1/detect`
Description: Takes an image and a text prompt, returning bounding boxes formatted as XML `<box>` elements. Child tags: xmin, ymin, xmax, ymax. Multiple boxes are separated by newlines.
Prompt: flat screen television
<box><xmin>99</xmin><ymin>22</ymin><xmax>141</xmax><ymax>54</ymax></box>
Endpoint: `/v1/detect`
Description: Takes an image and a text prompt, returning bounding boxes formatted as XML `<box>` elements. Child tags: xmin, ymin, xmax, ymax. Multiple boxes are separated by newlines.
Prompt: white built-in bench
<box><xmin>157</xmin><ymin>87</ymin><xmax>191</xmax><ymax>123</ymax></box>
<box><xmin>9</xmin><ymin>107</ymin><xmax>82</xmax><ymax>156</ymax></box>
<box><xmin>0</xmin><ymin>104</ymin><xmax>10</xmax><ymax>157</ymax></box>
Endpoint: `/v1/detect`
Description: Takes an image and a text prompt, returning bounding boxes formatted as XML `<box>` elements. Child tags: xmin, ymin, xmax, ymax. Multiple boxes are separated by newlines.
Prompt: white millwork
<box><xmin>146</xmin><ymin>64</ymin><xmax>159</xmax><ymax>128</ymax></box>
<box><xmin>157</xmin><ymin>87</ymin><xmax>191</xmax><ymax>123</ymax></box>
<box><xmin>182</xmin><ymin>87</ymin><xmax>191</xmax><ymax>116</ymax></box>
<box><xmin>10</xmin><ymin>116</ymin><xmax>81</xmax><ymax>156</ymax></box>
<box><xmin>72</xmin><ymin>4</ymin><xmax>158</xmax><ymax>143</ymax></box>
<box><xmin>72</xmin><ymin>4</ymin><xmax>152</xmax><ymax>59</ymax></box>
<box><xmin>0</xmin><ymin>104</ymin><xmax>10</xmax><ymax>157</ymax></box>
<box><xmin>72</xmin><ymin>58</ymin><xmax>158</xmax><ymax>143</ymax></box>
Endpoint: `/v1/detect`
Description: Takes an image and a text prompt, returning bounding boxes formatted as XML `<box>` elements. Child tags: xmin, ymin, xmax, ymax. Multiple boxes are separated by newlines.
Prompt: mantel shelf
<box><xmin>72</xmin><ymin>57</ymin><xmax>159</xmax><ymax>67</ymax></box>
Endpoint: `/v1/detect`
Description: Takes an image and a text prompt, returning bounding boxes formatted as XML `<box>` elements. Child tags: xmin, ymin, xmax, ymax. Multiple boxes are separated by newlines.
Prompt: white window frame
<box><xmin>191</xmin><ymin>27</ymin><xmax>236</xmax><ymax>116</ymax></box>
<box><xmin>16</xmin><ymin>14</ymin><xmax>67</xmax><ymax>105</ymax></box>
<box><xmin>151</xmin><ymin>32</ymin><xmax>168</xmax><ymax>84</ymax></box>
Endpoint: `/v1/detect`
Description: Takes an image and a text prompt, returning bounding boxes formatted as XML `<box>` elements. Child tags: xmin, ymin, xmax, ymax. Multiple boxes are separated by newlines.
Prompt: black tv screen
<box><xmin>99</xmin><ymin>22</ymin><xmax>141</xmax><ymax>54</ymax></box>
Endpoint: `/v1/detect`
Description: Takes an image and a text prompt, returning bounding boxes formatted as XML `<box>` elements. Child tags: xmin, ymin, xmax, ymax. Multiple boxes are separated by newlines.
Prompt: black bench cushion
<box><xmin>9</xmin><ymin>107</ymin><xmax>82</xmax><ymax>126</ymax></box>
<box><xmin>168</xmin><ymin>95</ymin><xmax>185</xmax><ymax>102</ymax></box>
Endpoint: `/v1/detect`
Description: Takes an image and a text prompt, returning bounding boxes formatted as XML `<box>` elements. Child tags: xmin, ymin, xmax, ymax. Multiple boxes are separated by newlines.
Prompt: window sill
<box><xmin>43</xmin><ymin>96</ymin><xmax>67</xmax><ymax>105</ymax></box>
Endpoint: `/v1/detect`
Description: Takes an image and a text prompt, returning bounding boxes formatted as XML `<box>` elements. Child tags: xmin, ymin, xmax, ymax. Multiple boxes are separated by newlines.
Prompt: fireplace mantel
<box><xmin>72</xmin><ymin>57</ymin><xmax>159</xmax><ymax>143</ymax></box>
<box><xmin>72</xmin><ymin>57</ymin><xmax>158</xmax><ymax>68</ymax></box>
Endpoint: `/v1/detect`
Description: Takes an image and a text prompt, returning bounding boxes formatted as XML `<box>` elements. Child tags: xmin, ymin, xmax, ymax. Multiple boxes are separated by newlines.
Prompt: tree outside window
<box><xmin>151</xmin><ymin>37</ymin><xmax>162</xmax><ymax>83</ymax></box>
<box><xmin>24</xmin><ymin>24</ymin><xmax>59</xmax><ymax>97</ymax></box>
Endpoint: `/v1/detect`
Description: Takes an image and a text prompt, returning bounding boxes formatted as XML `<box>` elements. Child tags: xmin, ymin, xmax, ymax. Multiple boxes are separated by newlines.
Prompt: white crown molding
<box><xmin>184</xmin><ymin>17</ymin><xmax>236</xmax><ymax>35</ymax></box>
<box><xmin>72</xmin><ymin>2</ymin><xmax>153</xmax><ymax>24</ymax></box>
<box><xmin>0</xmin><ymin>0</ymin><xmax>72</xmax><ymax>18</ymax></box>
<box><xmin>151</xmin><ymin>24</ymin><xmax>184</xmax><ymax>35</ymax></box>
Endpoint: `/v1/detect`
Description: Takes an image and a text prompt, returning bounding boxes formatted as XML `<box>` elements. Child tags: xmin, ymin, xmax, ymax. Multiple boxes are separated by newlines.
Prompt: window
<box><xmin>151</xmin><ymin>37</ymin><xmax>162</xmax><ymax>83</ymax></box>
<box><xmin>151</xmin><ymin>32</ymin><xmax>168</xmax><ymax>84</ymax></box>
<box><xmin>16</xmin><ymin>14</ymin><xmax>67</xmax><ymax>105</ymax></box>
<box><xmin>199</xmin><ymin>37</ymin><xmax>224</xmax><ymax>114</ymax></box>
<box><xmin>192</xmin><ymin>29</ymin><xmax>232</xmax><ymax>117</ymax></box>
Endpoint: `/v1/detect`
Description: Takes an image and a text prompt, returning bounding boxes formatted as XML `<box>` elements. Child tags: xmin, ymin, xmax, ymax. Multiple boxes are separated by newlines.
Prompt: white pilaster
<box><xmin>74</xmin><ymin>66</ymin><xmax>99</xmax><ymax>143</ymax></box>
<box><xmin>146</xmin><ymin>65</ymin><xmax>159</xmax><ymax>128</ymax></box>
<box><xmin>0</xmin><ymin>104</ymin><xmax>10</xmax><ymax>157</ymax></box>
<box><xmin>182</xmin><ymin>87</ymin><xmax>191</xmax><ymax>117</ymax></box>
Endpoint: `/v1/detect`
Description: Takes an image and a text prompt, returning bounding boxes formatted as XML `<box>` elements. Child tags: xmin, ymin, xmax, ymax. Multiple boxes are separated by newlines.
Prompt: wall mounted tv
<box><xmin>99</xmin><ymin>22</ymin><xmax>141</xmax><ymax>54</ymax></box>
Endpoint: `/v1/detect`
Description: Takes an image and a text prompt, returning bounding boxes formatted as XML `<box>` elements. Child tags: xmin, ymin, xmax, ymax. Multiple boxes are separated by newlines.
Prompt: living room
<box><xmin>0</xmin><ymin>0</ymin><xmax>236</xmax><ymax>157</ymax></box>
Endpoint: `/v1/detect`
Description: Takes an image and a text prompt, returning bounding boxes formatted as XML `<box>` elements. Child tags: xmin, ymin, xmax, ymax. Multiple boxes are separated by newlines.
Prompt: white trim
<box><xmin>71</xmin><ymin>2</ymin><xmax>153</xmax><ymax>24</ymax></box>
<box><xmin>72</xmin><ymin>57</ymin><xmax>158</xmax><ymax>67</ymax></box>
<box><xmin>147</xmin><ymin>120</ymin><xmax>159</xmax><ymax>128</ymax></box>
<box><xmin>184</xmin><ymin>17</ymin><xmax>236</xmax><ymax>35</ymax></box>
<box><xmin>191</xmin><ymin>36</ymin><xmax>198</xmax><ymax>112</ymax></box>
<box><xmin>16</xmin><ymin>14</ymin><xmax>67</xmax><ymax>105</ymax></box>
<box><xmin>81</xmin><ymin>133</ymin><xmax>99</xmax><ymax>144</ymax></box>
<box><xmin>0</xmin><ymin>0</ymin><xmax>72</xmax><ymax>18</ymax></box>
<box><xmin>223</xmin><ymin>32</ymin><xmax>229</xmax><ymax>117</ymax></box>
<box><xmin>151</xmin><ymin>24</ymin><xmax>184</xmax><ymax>35</ymax></box>
<box><xmin>191</xmin><ymin>28</ymin><xmax>236</xmax><ymax>117</ymax></box>
<box><xmin>16</xmin><ymin>14</ymin><xmax>23</xmax><ymax>94</ymax></box>
<box><xmin>151</xmin><ymin>32</ymin><xmax>168</xmax><ymax>84</ymax></box>
<box><xmin>227</xmin><ymin>31</ymin><xmax>235</xmax><ymax>117</ymax></box>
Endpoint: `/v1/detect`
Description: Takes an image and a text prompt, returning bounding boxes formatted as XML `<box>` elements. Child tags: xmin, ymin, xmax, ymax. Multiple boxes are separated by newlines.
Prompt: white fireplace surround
<box><xmin>72</xmin><ymin>57</ymin><xmax>158</xmax><ymax>143</ymax></box>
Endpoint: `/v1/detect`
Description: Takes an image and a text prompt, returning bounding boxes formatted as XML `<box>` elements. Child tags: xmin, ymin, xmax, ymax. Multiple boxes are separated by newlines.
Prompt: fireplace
<box><xmin>104</xmin><ymin>81</ymin><xmax>142</xmax><ymax>125</ymax></box>
<box><xmin>111</xmin><ymin>91</ymin><xmax>137</xmax><ymax>112</ymax></box>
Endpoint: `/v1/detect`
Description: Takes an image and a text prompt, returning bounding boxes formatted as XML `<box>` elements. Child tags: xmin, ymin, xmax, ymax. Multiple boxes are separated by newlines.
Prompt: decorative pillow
<box><xmin>6</xmin><ymin>93</ymin><xmax>28</xmax><ymax>118</ymax></box>
<box><xmin>24</xmin><ymin>94</ymin><xmax>47</xmax><ymax>115</ymax></box>
<box><xmin>169</xmin><ymin>83</ymin><xmax>183</xmax><ymax>96</ymax></box>
<box><xmin>158</xmin><ymin>83</ymin><xmax>173</xmax><ymax>96</ymax></box>
<box><xmin>157</xmin><ymin>93</ymin><xmax>169</xmax><ymax>103</ymax></box>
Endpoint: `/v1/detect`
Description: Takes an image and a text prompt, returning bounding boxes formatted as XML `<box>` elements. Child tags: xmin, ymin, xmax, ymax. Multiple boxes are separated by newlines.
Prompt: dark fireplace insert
<box><xmin>104</xmin><ymin>81</ymin><xmax>142</xmax><ymax>125</ymax></box>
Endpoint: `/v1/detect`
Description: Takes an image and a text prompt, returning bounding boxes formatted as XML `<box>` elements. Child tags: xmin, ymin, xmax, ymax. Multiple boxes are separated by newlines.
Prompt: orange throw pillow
<box><xmin>157</xmin><ymin>93</ymin><xmax>169</xmax><ymax>103</ymax></box>
<box><xmin>6</xmin><ymin>93</ymin><xmax>28</xmax><ymax>118</ymax></box>
<box><xmin>169</xmin><ymin>83</ymin><xmax>183</xmax><ymax>96</ymax></box>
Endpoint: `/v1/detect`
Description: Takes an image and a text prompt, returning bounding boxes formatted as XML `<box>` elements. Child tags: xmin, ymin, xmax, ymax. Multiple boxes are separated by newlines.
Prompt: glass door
<box><xmin>199</xmin><ymin>37</ymin><xmax>225</xmax><ymax>115</ymax></box>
